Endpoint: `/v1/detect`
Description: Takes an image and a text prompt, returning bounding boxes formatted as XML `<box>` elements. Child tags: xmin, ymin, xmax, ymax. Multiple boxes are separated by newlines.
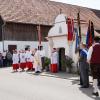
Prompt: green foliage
<box><xmin>61</xmin><ymin>56</ymin><xmax>74</xmax><ymax>68</ymax></box>
<box><xmin>66</xmin><ymin>57</ymin><xmax>74</xmax><ymax>68</ymax></box>
<box><xmin>44</xmin><ymin>57</ymin><xmax>51</xmax><ymax>67</ymax></box>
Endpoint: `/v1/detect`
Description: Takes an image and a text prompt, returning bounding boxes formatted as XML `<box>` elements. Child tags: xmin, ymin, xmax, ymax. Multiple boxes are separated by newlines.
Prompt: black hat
<box><xmin>94</xmin><ymin>36</ymin><xmax>100</xmax><ymax>43</ymax></box>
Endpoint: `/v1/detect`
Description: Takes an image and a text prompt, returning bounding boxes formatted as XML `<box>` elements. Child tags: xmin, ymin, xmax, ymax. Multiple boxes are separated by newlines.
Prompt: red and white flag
<box><xmin>67</xmin><ymin>18</ymin><xmax>74</xmax><ymax>41</ymax></box>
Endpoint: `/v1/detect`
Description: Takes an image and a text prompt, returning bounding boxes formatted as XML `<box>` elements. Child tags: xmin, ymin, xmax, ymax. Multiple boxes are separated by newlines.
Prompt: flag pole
<box><xmin>77</xmin><ymin>11</ymin><xmax>81</xmax><ymax>42</ymax></box>
<box><xmin>76</xmin><ymin>10</ymin><xmax>82</xmax><ymax>60</ymax></box>
<box><xmin>37</xmin><ymin>24</ymin><xmax>41</xmax><ymax>49</ymax></box>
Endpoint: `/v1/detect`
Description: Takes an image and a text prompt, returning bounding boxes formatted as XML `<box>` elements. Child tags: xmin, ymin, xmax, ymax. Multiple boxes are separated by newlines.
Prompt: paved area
<box><xmin>0</xmin><ymin>67</ymin><xmax>100</xmax><ymax>100</ymax></box>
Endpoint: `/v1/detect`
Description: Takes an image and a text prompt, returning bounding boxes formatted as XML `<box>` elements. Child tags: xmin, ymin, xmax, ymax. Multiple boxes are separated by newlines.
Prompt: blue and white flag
<box><xmin>75</xmin><ymin>28</ymin><xmax>80</xmax><ymax>53</ymax></box>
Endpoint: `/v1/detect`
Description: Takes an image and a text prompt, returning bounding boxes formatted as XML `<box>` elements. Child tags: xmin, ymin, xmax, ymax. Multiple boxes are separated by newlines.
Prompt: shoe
<box><xmin>92</xmin><ymin>92</ymin><xmax>99</xmax><ymax>96</ymax></box>
<box><xmin>35</xmin><ymin>71</ymin><xmax>39</xmax><ymax>73</ymax></box>
<box><xmin>78</xmin><ymin>83</ymin><xmax>83</xmax><ymax>85</ymax></box>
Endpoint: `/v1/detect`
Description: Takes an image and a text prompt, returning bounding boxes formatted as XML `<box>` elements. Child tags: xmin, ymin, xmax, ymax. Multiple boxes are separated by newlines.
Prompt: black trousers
<box><xmin>98</xmin><ymin>79</ymin><xmax>100</xmax><ymax>86</ymax></box>
<box><xmin>3</xmin><ymin>59</ymin><xmax>7</xmax><ymax>67</ymax></box>
<box><xmin>79</xmin><ymin>61</ymin><xmax>89</xmax><ymax>87</ymax></box>
<box><xmin>90</xmin><ymin>63</ymin><xmax>100</xmax><ymax>79</ymax></box>
<box><xmin>41</xmin><ymin>57</ymin><xmax>45</xmax><ymax>70</ymax></box>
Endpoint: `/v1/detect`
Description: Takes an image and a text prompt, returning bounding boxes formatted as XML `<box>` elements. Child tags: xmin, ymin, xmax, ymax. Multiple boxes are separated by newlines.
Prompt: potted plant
<box><xmin>44</xmin><ymin>57</ymin><xmax>51</xmax><ymax>71</ymax></box>
<box><xmin>66</xmin><ymin>56</ymin><xmax>74</xmax><ymax>73</ymax></box>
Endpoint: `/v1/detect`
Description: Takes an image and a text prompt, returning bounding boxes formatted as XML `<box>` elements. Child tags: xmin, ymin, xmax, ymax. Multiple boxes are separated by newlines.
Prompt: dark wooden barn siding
<box><xmin>0</xmin><ymin>21</ymin><xmax>2</xmax><ymax>41</ymax></box>
<box><xmin>40</xmin><ymin>25</ymin><xmax>52</xmax><ymax>41</ymax></box>
<box><xmin>3</xmin><ymin>22</ymin><xmax>51</xmax><ymax>41</ymax></box>
<box><xmin>0</xmin><ymin>16</ymin><xmax>5</xmax><ymax>41</ymax></box>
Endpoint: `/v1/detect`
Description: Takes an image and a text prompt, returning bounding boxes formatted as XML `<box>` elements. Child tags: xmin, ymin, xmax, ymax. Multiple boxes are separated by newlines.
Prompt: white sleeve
<box><xmin>87</xmin><ymin>46</ymin><xmax>93</xmax><ymax>61</ymax></box>
<box><xmin>25</xmin><ymin>53</ymin><xmax>27</xmax><ymax>59</ymax></box>
<box><xmin>43</xmin><ymin>50</ymin><xmax>45</xmax><ymax>57</ymax></box>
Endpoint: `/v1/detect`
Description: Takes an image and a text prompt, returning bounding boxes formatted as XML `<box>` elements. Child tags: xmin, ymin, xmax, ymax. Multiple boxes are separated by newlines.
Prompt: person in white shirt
<box><xmin>50</xmin><ymin>48</ymin><xmax>58</xmax><ymax>73</ymax></box>
<box><xmin>39</xmin><ymin>46</ymin><xmax>45</xmax><ymax>71</ymax></box>
<box><xmin>25</xmin><ymin>48</ymin><xmax>33</xmax><ymax>71</ymax></box>
<box><xmin>2</xmin><ymin>50</ymin><xmax>7</xmax><ymax>67</ymax></box>
<box><xmin>19</xmin><ymin>50</ymin><xmax>26</xmax><ymax>71</ymax></box>
<box><xmin>12</xmin><ymin>50</ymin><xmax>19</xmax><ymax>72</ymax></box>
<box><xmin>34</xmin><ymin>48</ymin><xmax>42</xmax><ymax>73</ymax></box>
<box><xmin>87</xmin><ymin>37</ymin><xmax>100</xmax><ymax>96</ymax></box>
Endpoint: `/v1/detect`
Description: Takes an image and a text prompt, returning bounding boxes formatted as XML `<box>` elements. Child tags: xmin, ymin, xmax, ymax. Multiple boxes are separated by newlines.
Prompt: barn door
<box><xmin>8</xmin><ymin>45</ymin><xmax>17</xmax><ymax>54</ymax></box>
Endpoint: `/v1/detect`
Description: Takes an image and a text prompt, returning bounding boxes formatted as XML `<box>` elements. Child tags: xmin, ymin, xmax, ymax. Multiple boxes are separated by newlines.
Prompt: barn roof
<box><xmin>0</xmin><ymin>0</ymin><xmax>100</xmax><ymax>29</ymax></box>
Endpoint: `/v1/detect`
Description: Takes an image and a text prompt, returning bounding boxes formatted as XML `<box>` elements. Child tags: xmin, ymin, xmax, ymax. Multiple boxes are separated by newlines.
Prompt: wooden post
<box><xmin>37</xmin><ymin>24</ymin><xmax>41</xmax><ymax>46</ymax></box>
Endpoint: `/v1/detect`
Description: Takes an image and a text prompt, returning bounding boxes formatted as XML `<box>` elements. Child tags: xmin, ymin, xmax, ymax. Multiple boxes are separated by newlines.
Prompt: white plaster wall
<box><xmin>48</xmin><ymin>14</ymin><xmax>67</xmax><ymax>37</ymax></box>
<box><xmin>48</xmin><ymin>36</ymin><xmax>79</xmax><ymax>65</ymax></box>
<box><xmin>3</xmin><ymin>41</ymin><xmax>49</xmax><ymax>57</ymax></box>
<box><xmin>52</xmin><ymin>36</ymin><xmax>69</xmax><ymax>55</ymax></box>
<box><xmin>0</xmin><ymin>42</ymin><xmax>3</xmax><ymax>53</ymax></box>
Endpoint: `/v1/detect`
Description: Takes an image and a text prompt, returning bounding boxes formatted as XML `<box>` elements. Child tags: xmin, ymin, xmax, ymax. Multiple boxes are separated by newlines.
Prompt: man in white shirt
<box><xmin>39</xmin><ymin>46</ymin><xmax>45</xmax><ymax>71</ymax></box>
<box><xmin>87</xmin><ymin>37</ymin><xmax>100</xmax><ymax>96</ymax></box>
<box><xmin>2</xmin><ymin>50</ymin><xmax>7</xmax><ymax>67</ymax></box>
<box><xmin>34</xmin><ymin>48</ymin><xmax>42</xmax><ymax>73</ymax></box>
<box><xmin>50</xmin><ymin>48</ymin><xmax>58</xmax><ymax>73</ymax></box>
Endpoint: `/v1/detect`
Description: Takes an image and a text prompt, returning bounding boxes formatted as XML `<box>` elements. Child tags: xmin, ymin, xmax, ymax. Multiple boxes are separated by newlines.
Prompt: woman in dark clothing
<box><xmin>6</xmin><ymin>51</ymin><xmax>12</xmax><ymax>66</ymax></box>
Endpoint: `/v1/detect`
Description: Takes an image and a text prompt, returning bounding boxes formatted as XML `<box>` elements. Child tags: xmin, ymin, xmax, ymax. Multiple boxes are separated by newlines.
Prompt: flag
<box><xmin>91</xmin><ymin>21</ymin><xmax>94</xmax><ymax>39</ymax></box>
<box><xmin>67</xmin><ymin>18</ymin><xmax>74</xmax><ymax>41</ymax></box>
<box><xmin>86</xmin><ymin>20</ymin><xmax>90</xmax><ymax>48</ymax></box>
<box><xmin>75</xmin><ymin>28</ymin><xmax>80</xmax><ymax>53</ymax></box>
<box><xmin>77</xmin><ymin>12</ymin><xmax>81</xmax><ymax>42</ymax></box>
<box><xmin>86</xmin><ymin>21</ymin><xmax>94</xmax><ymax>48</ymax></box>
<box><xmin>0</xmin><ymin>15</ymin><xmax>5</xmax><ymax>26</ymax></box>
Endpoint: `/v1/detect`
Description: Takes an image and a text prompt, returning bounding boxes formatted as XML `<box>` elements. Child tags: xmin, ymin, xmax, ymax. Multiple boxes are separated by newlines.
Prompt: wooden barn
<box><xmin>0</xmin><ymin>0</ymin><xmax>100</xmax><ymax>55</ymax></box>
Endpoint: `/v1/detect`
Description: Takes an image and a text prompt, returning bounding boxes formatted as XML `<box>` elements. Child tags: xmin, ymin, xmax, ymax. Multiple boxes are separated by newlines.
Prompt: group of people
<box><xmin>12</xmin><ymin>46</ymin><xmax>59</xmax><ymax>73</ymax></box>
<box><xmin>79</xmin><ymin>36</ymin><xmax>100</xmax><ymax>96</ymax></box>
<box><xmin>0</xmin><ymin>50</ymin><xmax>12</xmax><ymax>67</ymax></box>
<box><xmin>12</xmin><ymin>46</ymin><xmax>45</xmax><ymax>73</ymax></box>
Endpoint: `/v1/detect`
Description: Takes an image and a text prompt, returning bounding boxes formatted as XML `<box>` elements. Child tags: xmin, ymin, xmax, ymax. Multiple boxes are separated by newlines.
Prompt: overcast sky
<box><xmin>50</xmin><ymin>0</ymin><xmax>100</xmax><ymax>10</ymax></box>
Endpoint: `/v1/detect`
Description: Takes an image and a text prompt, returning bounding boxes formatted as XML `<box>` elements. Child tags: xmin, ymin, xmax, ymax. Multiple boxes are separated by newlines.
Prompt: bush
<box><xmin>66</xmin><ymin>57</ymin><xmax>74</xmax><ymax>68</ymax></box>
<box><xmin>44</xmin><ymin>57</ymin><xmax>51</xmax><ymax>67</ymax></box>
<box><xmin>61</xmin><ymin>56</ymin><xmax>74</xmax><ymax>73</ymax></box>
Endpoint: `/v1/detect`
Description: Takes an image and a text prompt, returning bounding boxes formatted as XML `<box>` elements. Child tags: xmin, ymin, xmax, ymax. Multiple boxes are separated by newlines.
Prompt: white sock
<box><xmin>93</xmin><ymin>79</ymin><xmax>98</xmax><ymax>93</ymax></box>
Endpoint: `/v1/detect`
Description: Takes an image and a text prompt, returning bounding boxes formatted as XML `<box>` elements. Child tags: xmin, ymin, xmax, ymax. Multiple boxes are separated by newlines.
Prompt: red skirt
<box><xmin>50</xmin><ymin>64</ymin><xmax>58</xmax><ymax>73</ymax></box>
<box><xmin>20</xmin><ymin>63</ymin><xmax>26</xmax><ymax>69</ymax></box>
<box><xmin>13</xmin><ymin>64</ymin><xmax>19</xmax><ymax>70</ymax></box>
<box><xmin>26</xmin><ymin>62</ymin><xmax>33</xmax><ymax>69</ymax></box>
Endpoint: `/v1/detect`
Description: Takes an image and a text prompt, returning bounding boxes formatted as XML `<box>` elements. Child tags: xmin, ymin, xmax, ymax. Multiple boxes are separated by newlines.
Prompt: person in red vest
<box><xmin>50</xmin><ymin>48</ymin><xmax>58</xmax><ymax>73</ymax></box>
<box><xmin>87</xmin><ymin>36</ymin><xmax>100</xmax><ymax>96</ymax></box>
